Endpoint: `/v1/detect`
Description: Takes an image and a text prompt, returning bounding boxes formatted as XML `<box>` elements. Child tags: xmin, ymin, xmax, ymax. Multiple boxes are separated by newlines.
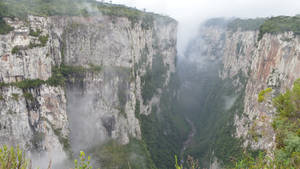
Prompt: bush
<box><xmin>0</xmin><ymin>145</ymin><xmax>99</xmax><ymax>169</ymax></box>
<box><xmin>227</xmin><ymin>18</ymin><xmax>265</xmax><ymax>32</ymax></box>
<box><xmin>258</xmin><ymin>15</ymin><xmax>300</xmax><ymax>41</ymax></box>
<box><xmin>236</xmin><ymin>78</ymin><xmax>300</xmax><ymax>168</ymax></box>
<box><xmin>38</xmin><ymin>35</ymin><xmax>49</xmax><ymax>46</ymax></box>
<box><xmin>257</xmin><ymin>87</ymin><xmax>272</xmax><ymax>103</ymax></box>
<box><xmin>23</xmin><ymin>92</ymin><xmax>34</xmax><ymax>101</ymax></box>
<box><xmin>12</xmin><ymin>46</ymin><xmax>20</xmax><ymax>54</ymax></box>
<box><xmin>0</xmin><ymin>17</ymin><xmax>13</xmax><ymax>34</ymax></box>
<box><xmin>29</xmin><ymin>29</ymin><xmax>41</xmax><ymax>37</ymax></box>
<box><xmin>0</xmin><ymin>145</ymin><xmax>30</xmax><ymax>169</ymax></box>
<box><xmin>11</xmin><ymin>93</ymin><xmax>19</xmax><ymax>101</ymax></box>
<box><xmin>74</xmin><ymin>151</ymin><xmax>97</xmax><ymax>169</ymax></box>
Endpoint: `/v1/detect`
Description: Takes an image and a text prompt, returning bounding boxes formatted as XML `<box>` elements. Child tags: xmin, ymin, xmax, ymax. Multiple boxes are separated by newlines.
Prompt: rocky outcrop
<box><xmin>185</xmin><ymin>18</ymin><xmax>300</xmax><ymax>167</ymax></box>
<box><xmin>0</xmin><ymin>11</ymin><xmax>177</xmax><ymax>164</ymax></box>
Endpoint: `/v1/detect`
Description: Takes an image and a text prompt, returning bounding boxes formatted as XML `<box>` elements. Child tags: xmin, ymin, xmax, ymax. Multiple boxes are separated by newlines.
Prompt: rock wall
<box><xmin>191</xmin><ymin>19</ymin><xmax>300</xmax><ymax>166</ymax></box>
<box><xmin>0</xmin><ymin>12</ymin><xmax>177</xmax><ymax>164</ymax></box>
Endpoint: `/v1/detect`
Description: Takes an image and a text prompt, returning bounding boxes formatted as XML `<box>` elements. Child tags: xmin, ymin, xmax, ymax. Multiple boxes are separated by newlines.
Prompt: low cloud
<box><xmin>108</xmin><ymin>0</ymin><xmax>300</xmax><ymax>54</ymax></box>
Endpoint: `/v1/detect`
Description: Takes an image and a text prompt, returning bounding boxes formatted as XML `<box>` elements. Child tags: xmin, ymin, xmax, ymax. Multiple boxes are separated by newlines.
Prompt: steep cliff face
<box><xmin>0</xmin><ymin>9</ymin><xmax>177</xmax><ymax>167</ymax></box>
<box><xmin>236</xmin><ymin>32</ymin><xmax>300</xmax><ymax>151</ymax></box>
<box><xmin>183</xmin><ymin>18</ymin><xmax>300</xmax><ymax>168</ymax></box>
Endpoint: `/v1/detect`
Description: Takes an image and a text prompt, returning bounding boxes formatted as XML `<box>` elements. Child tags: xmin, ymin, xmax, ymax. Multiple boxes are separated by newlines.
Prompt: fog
<box><xmin>109</xmin><ymin>0</ymin><xmax>300</xmax><ymax>55</ymax></box>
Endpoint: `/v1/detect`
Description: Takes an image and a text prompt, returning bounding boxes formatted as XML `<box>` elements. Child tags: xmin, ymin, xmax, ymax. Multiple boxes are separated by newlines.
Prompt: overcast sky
<box><xmin>108</xmin><ymin>0</ymin><xmax>300</xmax><ymax>54</ymax></box>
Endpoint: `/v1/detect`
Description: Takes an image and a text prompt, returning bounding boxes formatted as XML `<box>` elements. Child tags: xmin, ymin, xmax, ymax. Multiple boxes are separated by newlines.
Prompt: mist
<box><xmin>109</xmin><ymin>0</ymin><xmax>300</xmax><ymax>55</ymax></box>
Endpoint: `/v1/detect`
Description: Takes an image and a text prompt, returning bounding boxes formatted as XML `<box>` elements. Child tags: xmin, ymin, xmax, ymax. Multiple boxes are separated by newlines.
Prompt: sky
<box><xmin>106</xmin><ymin>0</ymin><xmax>300</xmax><ymax>54</ymax></box>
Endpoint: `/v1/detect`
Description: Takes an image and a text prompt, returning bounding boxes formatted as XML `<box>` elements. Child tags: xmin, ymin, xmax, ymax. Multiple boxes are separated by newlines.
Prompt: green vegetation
<box><xmin>11</xmin><ymin>93</ymin><xmax>19</xmax><ymax>101</ymax></box>
<box><xmin>53</xmin><ymin>127</ymin><xmax>71</xmax><ymax>155</ymax></box>
<box><xmin>141</xmin><ymin>54</ymin><xmax>167</xmax><ymax>104</ymax></box>
<box><xmin>11</xmin><ymin>46</ymin><xmax>20</xmax><ymax>55</ymax></box>
<box><xmin>0</xmin><ymin>64</ymin><xmax>102</xmax><ymax>90</ymax></box>
<box><xmin>23</xmin><ymin>92</ymin><xmax>34</xmax><ymax>101</ymax></box>
<box><xmin>89</xmin><ymin>139</ymin><xmax>156</xmax><ymax>169</ymax></box>
<box><xmin>0</xmin><ymin>94</ymin><xmax>4</xmax><ymax>101</ymax></box>
<box><xmin>31</xmin><ymin>131</ymin><xmax>45</xmax><ymax>148</ymax></box>
<box><xmin>38</xmin><ymin>34</ymin><xmax>49</xmax><ymax>46</ymax></box>
<box><xmin>0</xmin><ymin>145</ymin><xmax>29</xmax><ymax>169</ymax></box>
<box><xmin>74</xmin><ymin>151</ymin><xmax>98</xmax><ymax>169</ymax></box>
<box><xmin>29</xmin><ymin>29</ymin><xmax>42</xmax><ymax>37</ymax></box>
<box><xmin>139</xmin><ymin>73</ymin><xmax>190</xmax><ymax>169</ymax></box>
<box><xmin>257</xmin><ymin>88</ymin><xmax>272</xmax><ymax>103</ymax></box>
<box><xmin>236</xmin><ymin>78</ymin><xmax>300</xmax><ymax>168</ymax></box>
<box><xmin>227</xmin><ymin>18</ymin><xmax>265</xmax><ymax>32</ymax></box>
<box><xmin>97</xmin><ymin>4</ymin><xmax>142</xmax><ymax>27</ymax></box>
<box><xmin>0</xmin><ymin>0</ymin><xmax>97</xmax><ymax>18</ymax></box>
<box><xmin>0</xmin><ymin>0</ymin><xmax>171</xmax><ymax>29</ymax></box>
<box><xmin>258</xmin><ymin>15</ymin><xmax>300</xmax><ymax>41</ymax></box>
<box><xmin>204</xmin><ymin>18</ymin><xmax>228</xmax><ymax>28</ymax></box>
<box><xmin>0</xmin><ymin>17</ymin><xmax>13</xmax><ymax>35</ymax></box>
<box><xmin>0</xmin><ymin>145</ymin><xmax>97</xmax><ymax>169</ymax></box>
<box><xmin>29</xmin><ymin>34</ymin><xmax>49</xmax><ymax>49</ymax></box>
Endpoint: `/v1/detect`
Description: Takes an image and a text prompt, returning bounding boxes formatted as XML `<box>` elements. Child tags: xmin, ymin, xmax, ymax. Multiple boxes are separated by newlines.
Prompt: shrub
<box><xmin>258</xmin><ymin>15</ymin><xmax>300</xmax><ymax>41</ymax></box>
<box><xmin>39</xmin><ymin>35</ymin><xmax>49</xmax><ymax>46</ymax></box>
<box><xmin>236</xmin><ymin>78</ymin><xmax>300</xmax><ymax>168</ymax></box>
<box><xmin>74</xmin><ymin>151</ymin><xmax>98</xmax><ymax>169</ymax></box>
<box><xmin>23</xmin><ymin>92</ymin><xmax>34</xmax><ymax>101</ymax></box>
<box><xmin>0</xmin><ymin>94</ymin><xmax>4</xmax><ymax>101</ymax></box>
<box><xmin>29</xmin><ymin>29</ymin><xmax>41</xmax><ymax>37</ymax></box>
<box><xmin>14</xmin><ymin>79</ymin><xmax>45</xmax><ymax>89</ymax></box>
<box><xmin>0</xmin><ymin>145</ymin><xmax>30</xmax><ymax>169</ymax></box>
<box><xmin>257</xmin><ymin>88</ymin><xmax>272</xmax><ymax>103</ymax></box>
<box><xmin>0</xmin><ymin>17</ymin><xmax>13</xmax><ymax>34</ymax></box>
<box><xmin>12</xmin><ymin>46</ymin><xmax>20</xmax><ymax>54</ymax></box>
<box><xmin>12</xmin><ymin>93</ymin><xmax>19</xmax><ymax>101</ymax></box>
<box><xmin>227</xmin><ymin>18</ymin><xmax>265</xmax><ymax>32</ymax></box>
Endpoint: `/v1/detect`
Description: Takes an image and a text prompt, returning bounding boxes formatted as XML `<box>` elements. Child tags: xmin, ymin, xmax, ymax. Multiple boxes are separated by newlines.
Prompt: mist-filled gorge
<box><xmin>1</xmin><ymin>0</ymin><xmax>300</xmax><ymax>169</ymax></box>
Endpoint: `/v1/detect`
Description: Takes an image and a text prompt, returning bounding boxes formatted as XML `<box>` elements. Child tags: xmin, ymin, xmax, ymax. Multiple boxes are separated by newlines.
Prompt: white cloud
<box><xmin>107</xmin><ymin>0</ymin><xmax>300</xmax><ymax>54</ymax></box>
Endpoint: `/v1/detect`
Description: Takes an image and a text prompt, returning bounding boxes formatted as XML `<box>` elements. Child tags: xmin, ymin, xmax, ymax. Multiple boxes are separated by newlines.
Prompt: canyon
<box><xmin>0</xmin><ymin>1</ymin><xmax>300</xmax><ymax>168</ymax></box>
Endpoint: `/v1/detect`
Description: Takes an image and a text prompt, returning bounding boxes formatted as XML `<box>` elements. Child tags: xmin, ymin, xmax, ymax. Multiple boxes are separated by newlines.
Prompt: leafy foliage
<box><xmin>11</xmin><ymin>46</ymin><xmax>20</xmax><ymax>55</ymax></box>
<box><xmin>0</xmin><ymin>145</ymin><xmax>30</xmax><ymax>169</ymax></box>
<box><xmin>29</xmin><ymin>29</ymin><xmax>42</xmax><ymax>37</ymax></box>
<box><xmin>0</xmin><ymin>0</ymin><xmax>97</xmax><ymax>18</ymax></box>
<box><xmin>204</xmin><ymin>18</ymin><xmax>228</xmax><ymax>28</ymax></box>
<box><xmin>139</xmin><ymin>73</ymin><xmax>189</xmax><ymax>169</ymax></box>
<box><xmin>180</xmin><ymin>65</ymin><xmax>248</xmax><ymax>168</ymax></box>
<box><xmin>227</xmin><ymin>18</ymin><xmax>265</xmax><ymax>32</ymax></box>
<box><xmin>0</xmin><ymin>17</ymin><xmax>13</xmax><ymax>35</ymax></box>
<box><xmin>236</xmin><ymin>78</ymin><xmax>300</xmax><ymax>168</ymax></box>
<box><xmin>88</xmin><ymin>139</ymin><xmax>156</xmax><ymax>169</ymax></box>
<box><xmin>0</xmin><ymin>0</ymin><xmax>170</xmax><ymax>29</ymax></box>
<box><xmin>0</xmin><ymin>64</ymin><xmax>102</xmax><ymax>90</ymax></box>
<box><xmin>258</xmin><ymin>15</ymin><xmax>300</xmax><ymax>41</ymax></box>
<box><xmin>74</xmin><ymin>151</ymin><xmax>97</xmax><ymax>169</ymax></box>
<box><xmin>141</xmin><ymin>54</ymin><xmax>167</xmax><ymax>104</ymax></box>
<box><xmin>257</xmin><ymin>87</ymin><xmax>272</xmax><ymax>103</ymax></box>
<box><xmin>0</xmin><ymin>145</ymin><xmax>98</xmax><ymax>169</ymax></box>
